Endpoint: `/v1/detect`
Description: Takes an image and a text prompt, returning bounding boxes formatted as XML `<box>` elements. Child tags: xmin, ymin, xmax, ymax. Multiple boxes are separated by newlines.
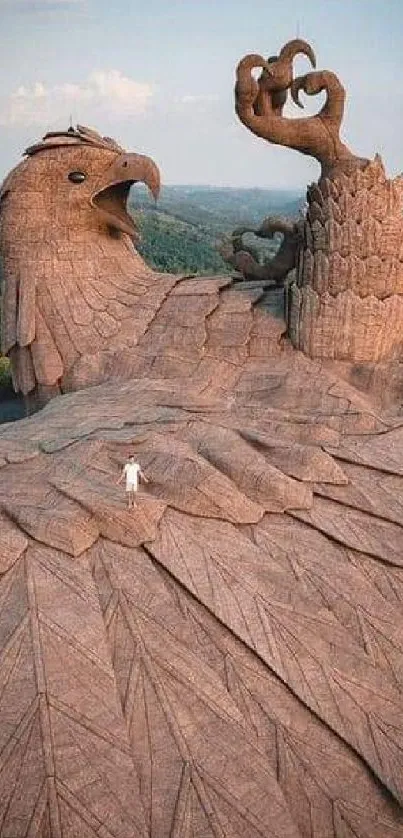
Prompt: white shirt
<box><xmin>124</xmin><ymin>462</ymin><xmax>141</xmax><ymax>490</ymax></box>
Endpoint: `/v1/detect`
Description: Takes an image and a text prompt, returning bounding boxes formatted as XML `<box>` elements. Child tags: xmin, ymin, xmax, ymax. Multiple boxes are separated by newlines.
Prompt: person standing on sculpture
<box><xmin>117</xmin><ymin>455</ymin><xmax>149</xmax><ymax>509</ymax></box>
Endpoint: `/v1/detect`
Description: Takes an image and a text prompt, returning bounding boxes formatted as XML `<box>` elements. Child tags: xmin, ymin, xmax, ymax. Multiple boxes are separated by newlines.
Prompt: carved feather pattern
<box><xmin>0</xmin><ymin>269</ymin><xmax>403</xmax><ymax>834</ymax></box>
<box><xmin>1</xmin><ymin>130</ymin><xmax>403</xmax><ymax>836</ymax></box>
<box><xmin>290</xmin><ymin>159</ymin><xmax>403</xmax><ymax>360</ymax></box>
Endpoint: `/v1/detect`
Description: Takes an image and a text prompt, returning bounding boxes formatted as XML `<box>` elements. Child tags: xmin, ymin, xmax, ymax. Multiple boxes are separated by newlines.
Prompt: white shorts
<box><xmin>126</xmin><ymin>482</ymin><xmax>138</xmax><ymax>493</ymax></box>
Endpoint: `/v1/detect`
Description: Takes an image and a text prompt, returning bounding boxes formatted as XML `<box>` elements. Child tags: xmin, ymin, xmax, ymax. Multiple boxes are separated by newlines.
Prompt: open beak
<box><xmin>91</xmin><ymin>151</ymin><xmax>161</xmax><ymax>238</ymax></box>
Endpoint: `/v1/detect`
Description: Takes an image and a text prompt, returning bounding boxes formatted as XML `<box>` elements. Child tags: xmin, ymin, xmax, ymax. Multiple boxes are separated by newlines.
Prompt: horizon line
<box><xmin>137</xmin><ymin>183</ymin><xmax>305</xmax><ymax>193</ymax></box>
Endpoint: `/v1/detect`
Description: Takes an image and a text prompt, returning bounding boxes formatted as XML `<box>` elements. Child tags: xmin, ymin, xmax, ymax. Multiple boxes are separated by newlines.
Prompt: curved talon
<box><xmin>235</xmin><ymin>41</ymin><xmax>362</xmax><ymax>174</ymax></box>
<box><xmin>279</xmin><ymin>38</ymin><xmax>316</xmax><ymax>69</ymax></box>
<box><xmin>257</xmin><ymin>216</ymin><xmax>296</xmax><ymax>238</ymax></box>
<box><xmin>236</xmin><ymin>54</ymin><xmax>273</xmax><ymax>77</ymax></box>
<box><xmin>232</xmin><ymin>226</ymin><xmax>253</xmax><ymax>238</ymax></box>
<box><xmin>235</xmin><ymin>55</ymin><xmax>273</xmax><ymax>110</ymax></box>
<box><xmin>291</xmin><ymin>76</ymin><xmax>307</xmax><ymax>109</ymax></box>
<box><xmin>257</xmin><ymin>40</ymin><xmax>316</xmax><ymax>103</ymax></box>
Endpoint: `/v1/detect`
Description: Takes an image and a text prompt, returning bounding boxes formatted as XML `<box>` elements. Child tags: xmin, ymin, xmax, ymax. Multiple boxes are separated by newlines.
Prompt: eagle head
<box><xmin>0</xmin><ymin>126</ymin><xmax>161</xmax><ymax>402</ymax></box>
<box><xmin>0</xmin><ymin>125</ymin><xmax>160</xmax><ymax>244</ymax></box>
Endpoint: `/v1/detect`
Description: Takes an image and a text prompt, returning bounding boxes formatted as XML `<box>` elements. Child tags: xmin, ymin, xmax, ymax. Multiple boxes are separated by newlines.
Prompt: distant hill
<box><xmin>132</xmin><ymin>210</ymin><xmax>229</xmax><ymax>275</ymax></box>
<box><xmin>129</xmin><ymin>184</ymin><xmax>304</xmax><ymax>274</ymax></box>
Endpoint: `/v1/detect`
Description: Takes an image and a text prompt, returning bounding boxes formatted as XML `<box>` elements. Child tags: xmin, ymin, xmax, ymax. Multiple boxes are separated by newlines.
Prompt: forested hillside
<box><xmin>134</xmin><ymin>211</ymin><xmax>229</xmax><ymax>274</ymax></box>
<box><xmin>130</xmin><ymin>184</ymin><xmax>303</xmax><ymax>274</ymax></box>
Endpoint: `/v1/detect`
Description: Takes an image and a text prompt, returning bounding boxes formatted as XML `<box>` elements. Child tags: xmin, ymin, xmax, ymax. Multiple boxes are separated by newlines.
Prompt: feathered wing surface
<box><xmin>0</xmin><ymin>275</ymin><xmax>403</xmax><ymax>837</ymax></box>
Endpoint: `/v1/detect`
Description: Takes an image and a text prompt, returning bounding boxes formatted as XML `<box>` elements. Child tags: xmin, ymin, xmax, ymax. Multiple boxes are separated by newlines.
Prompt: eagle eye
<box><xmin>68</xmin><ymin>171</ymin><xmax>86</xmax><ymax>184</ymax></box>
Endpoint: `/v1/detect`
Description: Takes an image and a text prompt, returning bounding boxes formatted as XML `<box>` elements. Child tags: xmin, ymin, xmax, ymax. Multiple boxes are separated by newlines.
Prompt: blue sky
<box><xmin>0</xmin><ymin>0</ymin><xmax>402</xmax><ymax>189</ymax></box>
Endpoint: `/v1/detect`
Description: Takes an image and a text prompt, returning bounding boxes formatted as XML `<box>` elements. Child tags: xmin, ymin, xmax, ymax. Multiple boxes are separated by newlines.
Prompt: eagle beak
<box><xmin>91</xmin><ymin>152</ymin><xmax>161</xmax><ymax>238</ymax></box>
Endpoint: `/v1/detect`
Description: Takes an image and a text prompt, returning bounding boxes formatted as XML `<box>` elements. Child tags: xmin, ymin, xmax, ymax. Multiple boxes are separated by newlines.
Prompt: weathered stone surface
<box><xmin>1</xmin><ymin>118</ymin><xmax>403</xmax><ymax>835</ymax></box>
<box><xmin>0</xmin><ymin>512</ymin><xmax>28</xmax><ymax>573</ymax></box>
<box><xmin>0</xmin><ymin>546</ymin><xmax>148</xmax><ymax>837</ymax></box>
<box><xmin>0</xmin><ymin>455</ymin><xmax>100</xmax><ymax>557</ymax></box>
<box><xmin>240</xmin><ymin>427</ymin><xmax>348</xmax><ymax>484</ymax></box>
<box><xmin>107</xmin><ymin>433</ymin><xmax>265</xmax><ymax>523</ymax></box>
<box><xmin>291</xmin><ymin>283</ymin><xmax>403</xmax><ymax>362</ymax></box>
<box><xmin>183</xmin><ymin>420</ymin><xmax>312</xmax><ymax>510</ymax></box>
<box><xmin>51</xmin><ymin>459</ymin><xmax>166</xmax><ymax>547</ymax></box>
<box><xmin>0</xmin><ymin>277</ymin><xmax>403</xmax><ymax>833</ymax></box>
<box><xmin>315</xmin><ymin>461</ymin><xmax>403</xmax><ymax>526</ymax></box>
<box><xmin>149</xmin><ymin>508</ymin><xmax>403</xmax><ymax>804</ymax></box>
<box><xmin>291</xmin><ymin>496</ymin><xmax>403</xmax><ymax>566</ymax></box>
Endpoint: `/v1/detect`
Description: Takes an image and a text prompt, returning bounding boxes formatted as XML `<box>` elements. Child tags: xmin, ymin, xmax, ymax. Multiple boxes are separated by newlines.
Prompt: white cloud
<box><xmin>0</xmin><ymin>70</ymin><xmax>155</xmax><ymax>126</ymax></box>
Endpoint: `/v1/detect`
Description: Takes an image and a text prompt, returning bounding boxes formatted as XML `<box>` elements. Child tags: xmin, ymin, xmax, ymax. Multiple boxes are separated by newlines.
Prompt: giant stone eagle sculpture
<box><xmin>0</xmin><ymin>43</ymin><xmax>403</xmax><ymax>838</ymax></box>
<box><xmin>219</xmin><ymin>215</ymin><xmax>301</xmax><ymax>284</ymax></box>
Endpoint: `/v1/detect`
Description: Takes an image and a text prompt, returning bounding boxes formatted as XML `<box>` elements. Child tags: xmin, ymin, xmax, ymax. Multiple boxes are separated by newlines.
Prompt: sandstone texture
<box><xmin>0</xmin><ymin>268</ymin><xmax>403</xmax><ymax>836</ymax></box>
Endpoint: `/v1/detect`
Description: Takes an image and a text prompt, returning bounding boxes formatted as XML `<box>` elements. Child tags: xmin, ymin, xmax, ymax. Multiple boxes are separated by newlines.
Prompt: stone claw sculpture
<box><xmin>258</xmin><ymin>39</ymin><xmax>316</xmax><ymax>105</ymax></box>
<box><xmin>219</xmin><ymin>215</ymin><xmax>301</xmax><ymax>285</ymax></box>
<box><xmin>235</xmin><ymin>39</ymin><xmax>367</xmax><ymax>178</ymax></box>
<box><xmin>235</xmin><ymin>40</ymin><xmax>403</xmax><ymax>362</ymax></box>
